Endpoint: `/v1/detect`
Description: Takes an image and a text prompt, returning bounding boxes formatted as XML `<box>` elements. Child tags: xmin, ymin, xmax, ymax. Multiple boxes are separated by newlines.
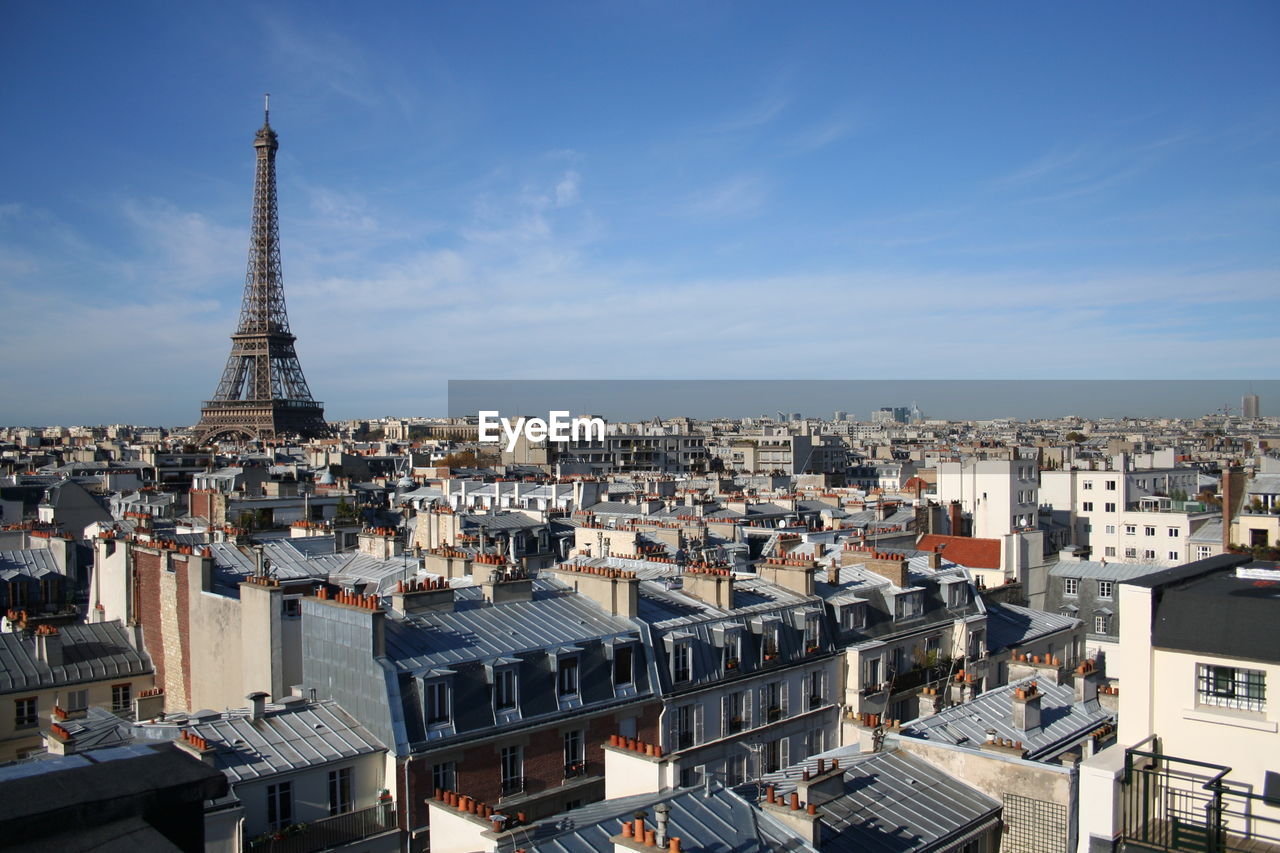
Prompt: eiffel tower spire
<box><xmin>193</xmin><ymin>99</ymin><xmax>327</xmax><ymax>443</ymax></box>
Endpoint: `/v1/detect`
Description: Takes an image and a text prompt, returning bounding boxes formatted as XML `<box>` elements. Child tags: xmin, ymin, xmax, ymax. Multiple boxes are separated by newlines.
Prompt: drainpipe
<box><xmin>402</xmin><ymin>753</ymin><xmax>415</xmax><ymax>853</ymax></box>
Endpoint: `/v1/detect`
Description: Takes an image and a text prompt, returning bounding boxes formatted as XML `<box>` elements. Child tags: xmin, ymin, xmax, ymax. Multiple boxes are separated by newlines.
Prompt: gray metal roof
<box><xmin>0</xmin><ymin>621</ymin><xmax>153</xmax><ymax>694</ymax></box>
<box><xmin>459</xmin><ymin>512</ymin><xmax>547</xmax><ymax>531</ymax></box>
<box><xmin>1047</xmin><ymin>559</ymin><xmax>1167</xmax><ymax>581</ymax></box>
<box><xmin>985</xmin><ymin>601</ymin><xmax>1080</xmax><ymax>653</ymax></box>
<box><xmin>494</xmin><ymin>781</ymin><xmax>817</xmax><ymax>852</ymax></box>
<box><xmin>0</xmin><ymin>549</ymin><xmax>60</xmax><ymax>580</ymax></box>
<box><xmin>898</xmin><ymin>676</ymin><xmax>1112</xmax><ymax>762</ymax></box>
<box><xmin>384</xmin><ymin>578</ymin><xmax>640</xmax><ymax>670</ymax></box>
<box><xmin>757</xmin><ymin>745</ymin><xmax>1001</xmax><ymax>853</ymax></box>
<box><xmin>181</xmin><ymin>699</ymin><xmax>386</xmax><ymax>784</ymax></box>
<box><xmin>1247</xmin><ymin>474</ymin><xmax>1280</xmax><ymax>496</ymax></box>
<box><xmin>1188</xmin><ymin>519</ymin><xmax>1223</xmax><ymax>544</ymax></box>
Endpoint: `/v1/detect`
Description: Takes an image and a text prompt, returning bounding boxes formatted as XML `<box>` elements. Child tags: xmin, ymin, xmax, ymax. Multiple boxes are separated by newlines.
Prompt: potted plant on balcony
<box><xmin>725</xmin><ymin>657</ymin><xmax>739</xmax><ymax>670</ymax></box>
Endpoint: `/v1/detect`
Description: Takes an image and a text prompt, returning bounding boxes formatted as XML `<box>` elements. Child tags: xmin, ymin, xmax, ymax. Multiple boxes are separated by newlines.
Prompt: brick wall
<box><xmin>132</xmin><ymin>548</ymin><xmax>193</xmax><ymax>711</ymax></box>
<box><xmin>402</xmin><ymin>700</ymin><xmax>662</xmax><ymax>832</ymax></box>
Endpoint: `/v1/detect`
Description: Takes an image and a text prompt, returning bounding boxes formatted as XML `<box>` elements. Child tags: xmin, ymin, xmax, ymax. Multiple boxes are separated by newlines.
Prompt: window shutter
<box><xmin>780</xmin><ymin>680</ymin><xmax>790</xmax><ymax>717</ymax></box>
<box><xmin>694</xmin><ymin>704</ymin><xmax>704</xmax><ymax>744</ymax></box>
<box><xmin>780</xmin><ymin>736</ymin><xmax>790</xmax><ymax>770</ymax></box>
<box><xmin>666</xmin><ymin>709</ymin><xmax>678</xmax><ymax>751</ymax></box>
<box><xmin>745</xmin><ymin>687</ymin><xmax>755</xmax><ymax>728</ymax></box>
<box><xmin>721</xmin><ymin>695</ymin><xmax>731</xmax><ymax>737</ymax></box>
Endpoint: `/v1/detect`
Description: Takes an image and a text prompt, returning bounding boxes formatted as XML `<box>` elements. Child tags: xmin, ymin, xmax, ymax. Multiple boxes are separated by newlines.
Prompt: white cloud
<box><xmin>681</xmin><ymin>174</ymin><xmax>768</xmax><ymax>219</ymax></box>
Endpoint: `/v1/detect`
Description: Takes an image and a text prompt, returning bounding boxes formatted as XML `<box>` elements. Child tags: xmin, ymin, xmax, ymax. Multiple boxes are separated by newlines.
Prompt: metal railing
<box><xmin>500</xmin><ymin>776</ymin><xmax>527</xmax><ymax>797</ymax></box>
<box><xmin>245</xmin><ymin>801</ymin><xmax>397</xmax><ymax>853</ymax></box>
<box><xmin>1121</xmin><ymin>743</ymin><xmax>1280</xmax><ymax>853</ymax></box>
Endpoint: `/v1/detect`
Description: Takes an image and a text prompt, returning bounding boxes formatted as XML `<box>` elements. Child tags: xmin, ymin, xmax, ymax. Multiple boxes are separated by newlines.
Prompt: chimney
<box><xmin>247</xmin><ymin>691</ymin><xmax>268</xmax><ymax>721</ymax></box>
<box><xmin>681</xmin><ymin>569</ymin><xmax>736</xmax><ymax>609</ymax></box>
<box><xmin>655</xmin><ymin>802</ymin><xmax>670</xmax><ymax>847</ymax></box>
<box><xmin>926</xmin><ymin>548</ymin><xmax>941</xmax><ymax>570</ymax></box>
<box><xmin>33</xmin><ymin>624</ymin><xmax>62</xmax><ymax>667</ymax></box>
<box><xmin>949</xmin><ymin>502</ymin><xmax>965</xmax><ymax>537</ymax></box>
<box><xmin>391</xmin><ymin>577</ymin><xmax>456</xmax><ymax>614</ymax></box>
<box><xmin>863</xmin><ymin>552</ymin><xmax>909</xmax><ymax>588</ymax></box>
<box><xmin>1073</xmin><ymin>660</ymin><xmax>1100</xmax><ymax>704</ymax></box>
<box><xmin>1221</xmin><ymin>465</ymin><xmax>1244</xmax><ymax>552</ymax></box>
<box><xmin>46</xmin><ymin>722</ymin><xmax>76</xmax><ymax>756</ymax></box>
<box><xmin>1012</xmin><ymin>682</ymin><xmax>1043</xmax><ymax>731</ymax></box>
<box><xmin>552</xmin><ymin>566</ymin><xmax>640</xmax><ymax>619</ymax></box>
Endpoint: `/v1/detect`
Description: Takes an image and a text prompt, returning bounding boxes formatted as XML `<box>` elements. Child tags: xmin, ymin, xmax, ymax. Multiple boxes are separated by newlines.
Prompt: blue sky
<box><xmin>1</xmin><ymin>2</ymin><xmax>1277</xmax><ymax>424</ymax></box>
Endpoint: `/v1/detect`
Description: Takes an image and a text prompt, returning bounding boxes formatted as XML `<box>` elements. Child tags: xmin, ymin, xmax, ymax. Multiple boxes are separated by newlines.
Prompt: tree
<box><xmin>1065</xmin><ymin>431</ymin><xmax>1085</xmax><ymax>443</ymax></box>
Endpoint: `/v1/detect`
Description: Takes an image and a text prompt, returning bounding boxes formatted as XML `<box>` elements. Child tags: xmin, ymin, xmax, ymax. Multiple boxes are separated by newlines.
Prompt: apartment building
<box><xmin>1078</xmin><ymin>553</ymin><xmax>1280</xmax><ymax>853</ymax></box>
<box><xmin>936</xmin><ymin>456</ymin><xmax>1040</xmax><ymax>539</ymax></box>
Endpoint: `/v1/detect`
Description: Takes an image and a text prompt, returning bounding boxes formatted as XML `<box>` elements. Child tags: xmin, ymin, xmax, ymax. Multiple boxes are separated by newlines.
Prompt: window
<box><xmin>1094</xmin><ymin>614</ymin><xmax>1110</xmax><ymax>634</ymax></box>
<box><xmin>282</xmin><ymin>597</ymin><xmax>301</xmax><ymax>619</ymax></box>
<box><xmin>864</xmin><ymin>656</ymin><xmax>882</xmax><ymax>689</ymax></box>
<box><xmin>807</xmin><ymin>669</ymin><xmax>824</xmax><ymax>708</ymax></box>
<box><xmin>1106</xmin><ymin>480</ymin><xmax>1116</xmax><ymax>490</ymax></box>
<box><xmin>1083</xmin><ymin>481</ymin><xmax>1093</xmax><ymax>490</ymax></box>
<box><xmin>1122</xmin><ymin>524</ymin><xmax>1135</xmax><ymax>535</ymax></box>
<box><xmin>564</xmin><ymin>730</ymin><xmax>585</xmax><ymax>777</ymax></box>
<box><xmin>267</xmin><ymin>781</ymin><xmax>294</xmax><ymax>829</ymax></box>
<box><xmin>726</xmin><ymin>754</ymin><xmax>747</xmax><ymax>786</ymax></box>
<box><xmin>761</xmin><ymin>628</ymin><xmax>780</xmax><ymax>662</ymax></box>
<box><xmin>765</xmin><ymin>681</ymin><xmax>784</xmax><ymax>722</ymax></box>
<box><xmin>64</xmin><ymin>689</ymin><xmax>87</xmax><ymax>712</ymax></box>
<box><xmin>1168</xmin><ymin>527</ymin><xmax>1180</xmax><ymax>538</ymax></box>
<box><xmin>1064</xmin><ymin>577</ymin><xmax>1080</xmax><ymax>597</ymax></box>
<box><xmin>894</xmin><ymin>592</ymin><xmax>923</xmax><ymax>620</ymax></box>
<box><xmin>804</xmin><ymin>617</ymin><xmax>820</xmax><ymax>652</ymax></box>
<box><xmin>726</xmin><ymin>690</ymin><xmax>748</xmax><ymax>733</ymax></box>
<box><xmin>1168</xmin><ymin>551</ymin><xmax>1179</xmax><ymax>561</ymax></box>
<box><xmin>841</xmin><ymin>604</ymin><xmax>867</xmax><ymax>630</ymax></box>
<box><xmin>495</xmin><ymin>669</ymin><xmax>517</xmax><ymax>710</ymax></box>
<box><xmin>432</xmin><ymin>761</ymin><xmax>455</xmax><ymax>793</ymax></box>
<box><xmin>1144</xmin><ymin>526</ymin><xmax>1156</xmax><ymax>537</ymax></box>
<box><xmin>426</xmin><ymin>680</ymin><xmax>450</xmax><ymax>723</ymax></box>
<box><xmin>1106</xmin><ymin>503</ymin><xmax>1117</xmax><ymax>513</ymax></box>
<box><xmin>1143</xmin><ymin>549</ymin><xmax>1156</xmax><ymax>559</ymax></box>
<box><xmin>764</xmin><ymin>738</ymin><xmax>784</xmax><ymax>773</ymax></box>
<box><xmin>111</xmin><ymin>683</ymin><xmax>131</xmax><ymax>713</ymax></box>
<box><xmin>675</xmin><ymin>703</ymin><xmax>698</xmax><ymax>748</ymax></box>
<box><xmin>1197</xmin><ymin>546</ymin><xmax>1212</xmax><ymax>559</ymax></box>
<box><xmin>14</xmin><ymin>697</ymin><xmax>36</xmax><ymax>729</ymax></box>
<box><xmin>722</xmin><ymin>634</ymin><xmax>742</xmax><ymax>671</ymax></box>
<box><xmin>673</xmin><ymin>641</ymin><xmax>692</xmax><ymax>682</ymax></box>
<box><xmin>500</xmin><ymin>745</ymin><xmax>524</xmax><ymax>795</ymax></box>
<box><xmin>1106</xmin><ymin>525</ymin><xmax>1116</xmax><ymax>534</ymax></box>
<box><xmin>558</xmin><ymin>657</ymin><xmax>579</xmax><ymax>696</ymax></box>
<box><xmin>1125</xmin><ymin>548</ymin><xmax>1137</xmax><ymax>558</ymax></box>
<box><xmin>948</xmin><ymin>582</ymin><xmax>968</xmax><ymax>607</ymax></box>
<box><xmin>328</xmin><ymin>767</ymin><xmax>353</xmax><ymax>816</ymax></box>
<box><xmin>1104</xmin><ymin>547</ymin><xmax>1116</xmax><ymax>557</ymax></box>
<box><xmin>1197</xmin><ymin>664</ymin><xmax>1265</xmax><ymax>712</ymax></box>
<box><xmin>613</xmin><ymin>646</ymin><xmax>634</xmax><ymax>686</ymax></box>
<box><xmin>1098</xmin><ymin>580</ymin><xmax>1113</xmax><ymax>599</ymax></box>
<box><xmin>1082</xmin><ymin>502</ymin><xmax>1094</xmax><ymax>512</ymax></box>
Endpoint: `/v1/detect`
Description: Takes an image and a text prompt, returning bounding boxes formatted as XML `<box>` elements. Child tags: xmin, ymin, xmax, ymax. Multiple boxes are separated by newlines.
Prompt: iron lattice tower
<box><xmin>194</xmin><ymin>99</ymin><xmax>327</xmax><ymax>443</ymax></box>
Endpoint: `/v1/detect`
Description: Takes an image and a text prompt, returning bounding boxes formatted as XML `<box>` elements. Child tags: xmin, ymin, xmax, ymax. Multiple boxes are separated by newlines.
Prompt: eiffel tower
<box><xmin>193</xmin><ymin>98</ymin><xmax>327</xmax><ymax>443</ymax></box>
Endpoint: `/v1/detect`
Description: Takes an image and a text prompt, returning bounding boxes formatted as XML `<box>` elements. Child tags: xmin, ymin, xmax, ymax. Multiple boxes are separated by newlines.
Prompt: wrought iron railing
<box><xmin>1120</xmin><ymin>742</ymin><xmax>1280</xmax><ymax>853</ymax></box>
<box><xmin>245</xmin><ymin>801</ymin><xmax>397</xmax><ymax>853</ymax></box>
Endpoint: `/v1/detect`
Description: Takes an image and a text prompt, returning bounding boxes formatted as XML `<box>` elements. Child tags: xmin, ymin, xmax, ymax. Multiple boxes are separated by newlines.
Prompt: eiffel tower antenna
<box><xmin>193</xmin><ymin>100</ymin><xmax>327</xmax><ymax>444</ymax></box>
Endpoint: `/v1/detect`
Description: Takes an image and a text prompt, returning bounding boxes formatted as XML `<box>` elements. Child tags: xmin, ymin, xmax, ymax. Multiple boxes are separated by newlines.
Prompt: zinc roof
<box><xmin>898</xmin><ymin>676</ymin><xmax>1112</xmax><ymax>762</ymax></box>
<box><xmin>0</xmin><ymin>620</ymin><xmax>153</xmax><ymax>694</ymax></box>
<box><xmin>1047</xmin><ymin>560</ymin><xmax>1167</xmax><ymax>582</ymax></box>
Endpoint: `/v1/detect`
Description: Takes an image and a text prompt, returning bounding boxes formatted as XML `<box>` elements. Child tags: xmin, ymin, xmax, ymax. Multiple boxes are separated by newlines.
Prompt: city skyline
<box><xmin>2</xmin><ymin>2</ymin><xmax>1278</xmax><ymax>425</ymax></box>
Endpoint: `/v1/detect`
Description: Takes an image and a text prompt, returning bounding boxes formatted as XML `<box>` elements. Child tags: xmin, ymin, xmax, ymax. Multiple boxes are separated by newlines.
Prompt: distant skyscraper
<box><xmin>1242</xmin><ymin>394</ymin><xmax>1259</xmax><ymax>419</ymax></box>
<box><xmin>193</xmin><ymin>100</ymin><xmax>327</xmax><ymax>443</ymax></box>
<box><xmin>833</xmin><ymin>410</ymin><xmax>848</xmax><ymax>422</ymax></box>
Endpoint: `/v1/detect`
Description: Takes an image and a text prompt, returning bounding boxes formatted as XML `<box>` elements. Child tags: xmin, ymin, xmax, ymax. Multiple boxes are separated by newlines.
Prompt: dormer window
<box><xmin>425</xmin><ymin>679</ymin><xmax>450</xmax><ymax>725</ymax></box>
<box><xmin>673</xmin><ymin>641</ymin><xmax>692</xmax><ymax>683</ymax></box>
<box><xmin>613</xmin><ymin>645</ymin><xmax>634</xmax><ymax>686</ymax></box>
<box><xmin>558</xmin><ymin>657</ymin><xmax>579</xmax><ymax>696</ymax></box>
<box><xmin>495</xmin><ymin>668</ymin><xmax>517</xmax><ymax>710</ymax></box>
<box><xmin>761</xmin><ymin>628</ymin><xmax>780</xmax><ymax>663</ymax></box>
<box><xmin>722</xmin><ymin>634</ymin><xmax>742</xmax><ymax>671</ymax></box>
<box><xmin>840</xmin><ymin>603</ymin><xmax>867</xmax><ymax>631</ymax></box>
<box><xmin>804</xmin><ymin>614</ymin><xmax>821</xmax><ymax>653</ymax></box>
<box><xmin>894</xmin><ymin>591</ymin><xmax>924</xmax><ymax>621</ymax></box>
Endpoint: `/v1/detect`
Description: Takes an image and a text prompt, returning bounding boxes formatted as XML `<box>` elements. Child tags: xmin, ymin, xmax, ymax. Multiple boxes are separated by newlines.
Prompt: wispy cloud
<box><xmin>681</xmin><ymin>174</ymin><xmax>768</xmax><ymax>220</ymax></box>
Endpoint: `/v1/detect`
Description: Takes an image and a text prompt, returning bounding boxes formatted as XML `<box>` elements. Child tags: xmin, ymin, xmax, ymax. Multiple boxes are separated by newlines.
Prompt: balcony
<box><xmin>1119</xmin><ymin>743</ymin><xmax>1280</xmax><ymax>853</ymax></box>
<box><xmin>765</xmin><ymin>706</ymin><xmax>782</xmax><ymax>723</ymax></box>
<box><xmin>563</xmin><ymin>761</ymin><xmax>587</xmax><ymax>780</ymax></box>
<box><xmin>500</xmin><ymin>776</ymin><xmax>527</xmax><ymax>797</ymax></box>
<box><xmin>726</xmin><ymin>716</ymin><xmax>744</xmax><ymax>734</ymax></box>
<box><xmin>246</xmin><ymin>801</ymin><xmax>398</xmax><ymax>853</ymax></box>
<box><xmin>808</xmin><ymin>694</ymin><xmax>823</xmax><ymax>710</ymax></box>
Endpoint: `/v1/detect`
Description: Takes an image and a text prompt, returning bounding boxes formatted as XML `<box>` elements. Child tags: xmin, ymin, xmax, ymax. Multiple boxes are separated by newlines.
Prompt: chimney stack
<box><xmin>247</xmin><ymin>691</ymin><xmax>268</xmax><ymax>722</ymax></box>
<box><xmin>34</xmin><ymin>624</ymin><xmax>62</xmax><ymax>667</ymax></box>
<box><xmin>1073</xmin><ymin>660</ymin><xmax>1100</xmax><ymax>704</ymax></box>
<box><xmin>1221</xmin><ymin>465</ymin><xmax>1244</xmax><ymax>552</ymax></box>
<box><xmin>1012</xmin><ymin>682</ymin><xmax>1042</xmax><ymax>731</ymax></box>
<box><xmin>949</xmin><ymin>502</ymin><xmax>965</xmax><ymax>537</ymax></box>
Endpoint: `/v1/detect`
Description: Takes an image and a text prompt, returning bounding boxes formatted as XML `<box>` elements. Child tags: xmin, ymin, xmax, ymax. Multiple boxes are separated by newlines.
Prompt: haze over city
<box><xmin>2</xmin><ymin>2</ymin><xmax>1278</xmax><ymax>425</ymax></box>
